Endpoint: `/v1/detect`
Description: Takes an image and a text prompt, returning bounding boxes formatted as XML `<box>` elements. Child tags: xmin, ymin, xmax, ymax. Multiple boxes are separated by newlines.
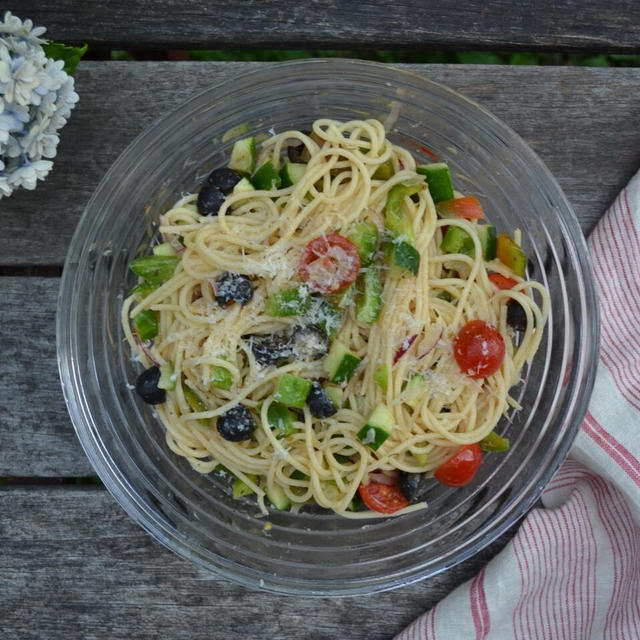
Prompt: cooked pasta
<box><xmin>122</xmin><ymin>118</ymin><xmax>548</xmax><ymax>517</ymax></box>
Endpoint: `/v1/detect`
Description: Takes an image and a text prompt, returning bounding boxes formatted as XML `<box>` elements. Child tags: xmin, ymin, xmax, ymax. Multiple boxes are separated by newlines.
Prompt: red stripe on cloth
<box><xmin>583</xmin><ymin>412</ymin><xmax>640</xmax><ymax>488</ymax></box>
<box><xmin>511</xmin><ymin>472</ymin><xmax>600</xmax><ymax>640</ymax></box>
<box><xmin>469</xmin><ymin>567</ymin><xmax>489</xmax><ymax>638</ymax></box>
<box><xmin>589</xmin><ymin>196</ymin><xmax>640</xmax><ymax>408</ymax></box>
<box><xmin>590</xmin><ymin>240</ymin><xmax>640</xmax><ymax>408</ymax></box>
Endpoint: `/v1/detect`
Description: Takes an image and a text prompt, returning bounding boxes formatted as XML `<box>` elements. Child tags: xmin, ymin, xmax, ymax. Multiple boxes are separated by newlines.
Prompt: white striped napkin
<box><xmin>396</xmin><ymin>170</ymin><xmax>640</xmax><ymax>640</ymax></box>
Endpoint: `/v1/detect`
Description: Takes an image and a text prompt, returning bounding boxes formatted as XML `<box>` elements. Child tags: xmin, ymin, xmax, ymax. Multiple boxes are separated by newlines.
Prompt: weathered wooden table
<box><xmin>2</xmin><ymin>3</ymin><xmax>640</xmax><ymax>638</ymax></box>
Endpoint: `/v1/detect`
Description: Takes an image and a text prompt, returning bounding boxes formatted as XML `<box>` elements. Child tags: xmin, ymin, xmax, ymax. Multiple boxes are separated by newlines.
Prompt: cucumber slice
<box><xmin>252</xmin><ymin>160</ymin><xmax>281</xmax><ymax>190</ymax></box>
<box><xmin>264</xmin><ymin>286</ymin><xmax>311</xmax><ymax>316</ymax></box>
<box><xmin>416</xmin><ymin>163</ymin><xmax>454</xmax><ymax>203</ymax></box>
<box><xmin>228</xmin><ymin>137</ymin><xmax>256</xmax><ymax>175</ymax></box>
<box><xmin>496</xmin><ymin>233</ymin><xmax>527</xmax><ymax>277</ymax></box>
<box><xmin>274</xmin><ymin>374</ymin><xmax>313</xmax><ymax>409</ymax></box>
<box><xmin>232</xmin><ymin>475</ymin><xmax>257</xmax><ymax>499</ymax></box>
<box><xmin>210</xmin><ymin>364</ymin><xmax>233</xmax><ymax>390</ymax></box>
<box><xmin>393</xmin><ymin>240</ymin><xmax>420</xmax><ymax>276</ymax></box>
<box><xmin>325</xmin><ymin>339</ymin><xmax>362</xmax><ymax>385</ymax></box>
<box><xmin>440</xmin><ymin>225</ymin><xmax>475</xmax><ymax>257</ymax></box>
<box><xmin>266</xmin><ymin>483</ymin><xmax>291</xmax><ymax>511</ymax></box>
<box><xmin>158</xmin><ymin>361</ymin><xmax>176</xmax><ymax>390</ymax></box>
<box><xmin>133</xmin><ymin>309</ymin><xmax>158</xmax><ymax>341</ymax></box>
<box><xmin>412</xmin><ymin>451</ymin><xmax>428</xmax><ymax>466</ymax></box>
<box><xmin>477</xmin><ymin>224</ymin><xmax>497</xmax><ymax>261</ymax></box>
<box><xmin>231</xmin><ymin>177</ymin><xmax>255</xmax><ymax>196</ymax></box>
<box><xmin>152</xmin><ymin>242</ymin><xmax>176</xmax><ymax>256</ymax></box>
<box><xmin>279</xmin><ymin>162</ymin><xmax>307</xmax><ymax>187</ymax></box>
<box><xmin>373</xmin><ymin>364</ymin><xmax>388</xmax><ymax>392</ymax></box>
<box><xmin>357</xmin><ymin>403</ymin><xmax>394</xmax><ymax>450</ymax></box>
<box><xmin>129</xmin><ymin>255</ymin><xmax>180</xmax><ymax>287</ymax></box>
<box><xmin>480</xmin><ymin>431</ymin><xmax>510</xmax><ymax>452</ymax></box>
<box><xmin>347</xmin><ymin>220</ymin><xmax>379</xmax><ymax>266</ymax></box>
<box><xmin>403</xmin><ymin>374</ymin><xmax>424</xmax><ymax>409</ymax></box>
<box><xmin>267</xmin><ymin>402</ymin><xmax>296</xmax><ymax>438</ymax></box>
<box><xmin>322</xmin><ymin>384</ymin><xmax>343</xmax><ymax>408</ymax></box>
<box><xmin>372</xmin><ymin>157</ymin><xmax>394</xmax><ymax>180</ymax></box>
<box><xmin>356</xmin><ymin>266</ymin><xmax>382</xmax><ymax>324</ymax></box>
<box><xmin>183</xmin><ymin>385</ymin><xmax>210</xmax><ymax>427</ymax></box>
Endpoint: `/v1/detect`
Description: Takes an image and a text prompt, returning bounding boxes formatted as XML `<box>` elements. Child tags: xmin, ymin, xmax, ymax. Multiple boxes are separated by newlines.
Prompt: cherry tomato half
<box><xmin>358</xmin><ymin>479</ymin><xmax>409</xmax><ymax>514</ymax></box>
<box><xmin>453</xmin><ymin>319</ymin><xmax>505</xmax><ymax>379</ymax></box>
<box><xmin>488</xmin><ymin>273</ymin><xmax>518</xmax><ymax>290</ymax></box>
<box><xmin>299</xmin><ymin>234</ymin><xmax>361</xmax><ymax>294</ymax></box>
<box><xmin>434</xmin><ymin>443</ymin><xmax>483</xmax><ymax>487</ymax></box>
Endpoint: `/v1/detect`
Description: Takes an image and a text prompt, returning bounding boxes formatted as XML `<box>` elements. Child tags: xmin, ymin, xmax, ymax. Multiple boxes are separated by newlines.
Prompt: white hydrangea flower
<box><xmin>0</xmin><ymin>11</ymin><xmax>78</xmax><ymax>198</ymax></box>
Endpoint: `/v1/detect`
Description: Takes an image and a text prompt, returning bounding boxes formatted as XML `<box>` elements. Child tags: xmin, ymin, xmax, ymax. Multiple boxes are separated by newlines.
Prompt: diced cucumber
<box><xmin>308</xmin><ymin>298</ymin><xmax>343</xmax><ymax>337</ymax></box>
<box><xmin>152</xmin><ymin>242</ymin><xmax>176</xmax><ymax>257</ymax></box>
<box><xmin>356</xmin><ymin>266</ymin><xmax>382</xmax><ymax>324</ymax></box>
<box><xmin>357</xmin><ymin>403</ymin><xmax>394</xmax><ymax>451</ymax></box>
<box><xmin>412</xmin><ymin>451</ymin><xmax>428</xmax><ymax>466</ymax></box>
<box><xmin>232</xmin><ymin>474</ymin><xmax>257</xmax><ymax>499</ymax></box>
<box><xmin>496</xmin><ymin>233</ymin><xmax>527</xmax><ymax>277</ymax></box>
<box><xmin>477</xmin><ymin>224</ymin><xmax>497</xmax><ymax>261</ymax></box>
<box><xmin>480</xmin><ymin>431</ymin><xmax>510</xmax><ymax>452</ymax></box>
<box><xmin>158</xmin><ymin>361</ymin><xmax>176</xmax><ymax>390</ymax></box>
<box><xmin>129</xmin><ymin>255</ymin><xmax>180</xmax><ymax>287</ymax></box>
<box><xmin>347</xmin><ymin>220</ymin><xmax>379</xmax><ymax>266</ymax></box>
<box><xmin>228</xmin><ymin>137</ymin><xmax>256</xmax><ymax>175</ymax></box>
<box><xmin>372</xmin><ymin>157</ymin><xmax>394</xmax><ymax>180</ymax></box>
<box><xmin>440</xmin><ymin>225</ymin><xmax>475</xmax><ymax>257</ymax></box>
<box><xmin>325</xmin><ymin>339</ymin><xmax>362</xmax><ymax>385</ymax></box>
<box><xmin>403</xmin><ymin>374</ymin><xmax>424</xmax><ymax>409</ymax></box>
<box><xmin>384</xmin><ymin>183</ymin><xmax>422</xmax><ymax>241</ymax></box>
<box><xmin>264</xmin><ymin>286</ymin><xmax>311</xmax><ymax>316</ymax></box>
<box><xmin>266</xmin><ymin>483</ymin><xmax>291</xmax><ymax>511</ymax></box>
<box><xmin>279</xmin><ymin>162</ymin><xmax>306</xmax><ymax>187</ymax></box>
<box><xmin>392</xmin><ymin>240</ymin><xmax>420</xmax><ymax>276</ymax></box>
<box><xmin>252</xmin><ymin>160</ymin><xmax>281</xmax><ymax>190</ymax></box>
<box><xmin>267</xmin><ymin>402</ymin><xmax>296</xmax><ymax>438</ymax></box>
<box><xmin>322</xmin><ymin>384</ymin><xmax>343</xmax><ymax>408</ymax></box>
<box><xmin>371</xmin><ymin>157</ymin><xmax>394</xmax><ymax>180</ymax></box>
<box><xmin>183</xmin><ymin>385</ymin><xmax>210</xmax><ymax>427</ymax></box>
<box><xmin>274</xmin><ymin>374</ymin><xmax>313</xmax><ymax>409</ymax></box>
<box><xmin>290</xmin><ymin>469</ymin><xmax>309</xmax><ymax>481</ymax></box>
<box><xmin>210</xmin><ymin>364</ymin><xmax>233</xmax><ymax>390</ymax></box>
<box><xmin>373</xmin><ymin>364</ymin><xmax>388</xmax><ymax>392</ymax></box>
<box><xmin>416</xmin><ymin>163</ymin><xmax>454</xmax><ymax>203</ymax></box>
<box><xmin>133</xmin><ymin>309</ymin><xmax>158</xmax><ymax>341</ymax></box>
<box><xmin>231</xmin><ymin>177</ymin><xmax>255</xmax><ymax>196</ymax></box>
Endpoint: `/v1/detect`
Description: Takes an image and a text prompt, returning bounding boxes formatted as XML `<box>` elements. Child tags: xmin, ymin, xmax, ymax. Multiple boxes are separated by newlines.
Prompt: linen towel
<box><xmin>396</xmin><ymin>170</ymin><xmax>640</xmax><ymax>640</ymax></box>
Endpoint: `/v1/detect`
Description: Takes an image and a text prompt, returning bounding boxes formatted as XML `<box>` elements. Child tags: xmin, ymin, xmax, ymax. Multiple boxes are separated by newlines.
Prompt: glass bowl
<box><xmin>57</xmin><ymin>59</ymin><xmax>598</xmax><ymax>595</ymax></box>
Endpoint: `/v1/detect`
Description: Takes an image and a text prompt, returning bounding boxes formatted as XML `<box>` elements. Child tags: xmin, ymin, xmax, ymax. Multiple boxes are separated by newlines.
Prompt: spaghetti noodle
<box><xmin>122</xmin><ymin>118</ymin><xmax>548</xmax><ymax>517</ymax></box>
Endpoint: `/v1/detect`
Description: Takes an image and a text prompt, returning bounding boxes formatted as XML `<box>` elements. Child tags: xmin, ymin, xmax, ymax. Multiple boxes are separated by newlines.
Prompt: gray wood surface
<box><xmin>9</xmin><ymin>0</ymin><xmax>640</xmax><ymax>52</ymax></box>
<box><xmin>1</xmin><ymin>60</ymin><xmax>638</xmax><ymax>639</ymax></box>
<box><xmin>0</xmin><ymin>486</ymin><xmax>519</xmax><ymax>640</ymax></box>
<box><xmin>2</xmin><ymin>62</ymin><xmax>640</xmax><ymax>267</ymax></box>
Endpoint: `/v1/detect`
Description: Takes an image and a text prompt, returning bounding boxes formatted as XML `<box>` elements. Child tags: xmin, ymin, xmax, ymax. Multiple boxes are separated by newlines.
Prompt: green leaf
<box><xmin>42</xmin><ymin>41</ymin><xmax>88</xmax><ymax>75</ymax></box>
<box><xmin>508</xmin><ymin>52</ymin><xmax>540</xmax><ymax>66</ymax></box>
<box><xmin>456</xmin><ymin>51</ymin><xmax>505</xmax><ymax>65</ymax></box>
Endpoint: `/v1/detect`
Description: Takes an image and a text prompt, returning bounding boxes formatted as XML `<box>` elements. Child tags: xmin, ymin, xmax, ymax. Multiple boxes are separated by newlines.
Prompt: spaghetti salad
<box><xmin>122</xmin><ymin>118</ymin><xmax>548</xmax><ymax>517</ymax></box>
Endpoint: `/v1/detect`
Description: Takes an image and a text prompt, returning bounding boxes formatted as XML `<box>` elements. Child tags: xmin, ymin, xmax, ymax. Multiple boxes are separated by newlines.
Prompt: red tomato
<box><xmin>453</xmin><ymin>319</ymin><xmax>505</xmax><ymax>378</ymax></box>
<box><xmin>488</xmin><ymin>273</ymin><xmax>518</xmax><ymax>290</ymax></box>
<box><xmin>434</xmin><ymin>443</ymin><xmax>483</xmax><ymax>487</ymax></box>
<box><xmin>358</xmin><ymin>479</ymin><xmax>409</xmax><ymax>514</ymax></box>
<box><xmin>299</xmin><ymin>234</ymin><xmax>361</xmax><ymax>293</ymax></box>
<box><xmin>435</xmin><ymin>196</ymin><xmax>483</xmax><ymax>220</ymax></box>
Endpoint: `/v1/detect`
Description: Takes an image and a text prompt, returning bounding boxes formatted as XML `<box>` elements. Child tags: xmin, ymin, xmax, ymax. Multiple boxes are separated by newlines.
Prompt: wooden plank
<box><xmin>9</xmin><ymin>0</ymin><xmax>640</xmax><ymax>52</ymax></box>
<box><xmin>2</xmin><ymin>62</ymin><xmax>639</xmax><ymax>266</ymax></box>
<box><xmin>0</xmin><ymin>485</ymin><xmax>518</xmax><ymax>638</ymax></box>
<box><xmin>0</xmin><ymin>277</ymin><xmax>93</xmax><ymax>477</ymax></box>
